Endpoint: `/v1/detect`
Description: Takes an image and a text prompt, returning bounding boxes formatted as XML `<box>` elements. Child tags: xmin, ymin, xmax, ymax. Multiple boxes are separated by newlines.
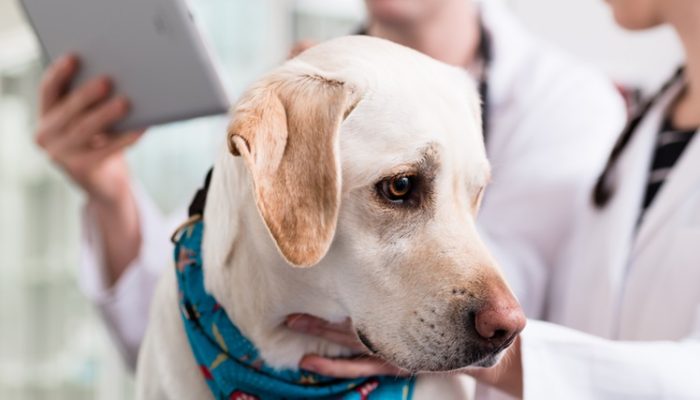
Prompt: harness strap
<box><xmin>171</xmin><ymin>168</ymin><xmax>213</xmax><ymax>244</ymax></box>
<box><xmin>189</xmin><ymin>167</ymin><xmax>214</xmax><ymax>217</ymax></box>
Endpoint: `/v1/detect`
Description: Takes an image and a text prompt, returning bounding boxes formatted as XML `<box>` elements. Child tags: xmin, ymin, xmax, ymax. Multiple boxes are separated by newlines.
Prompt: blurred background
<box><xmin>0</xmin><ymin>0</ymin><xmax>684</xmax><ymax>398</ymax></box>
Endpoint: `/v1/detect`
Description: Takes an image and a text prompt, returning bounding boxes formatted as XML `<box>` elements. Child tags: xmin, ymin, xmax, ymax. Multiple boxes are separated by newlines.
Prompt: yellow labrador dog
<box><xmin>136</xmin><ymin>36</ymin><xmax>525</xmax><ymax>399</ymax></box>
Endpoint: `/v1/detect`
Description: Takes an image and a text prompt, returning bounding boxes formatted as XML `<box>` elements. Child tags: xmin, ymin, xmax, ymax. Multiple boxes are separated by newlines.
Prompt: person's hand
<box><xmin>35</xmin><ymin>54</ymin><xmax>144</xmax><ymax>204</ymax></box>
<box><xmin>288</xmin><ymin>40</ymin><xmax>317</xmax><ymax>59</ymax></box>
<box><xmin>36</xmin><ymin>54</ymin><xmax>146</xmax><ymax>286</ymax></box>
<box><xmin>284</xmin><ymin>314</ymin><xmax>409</xmax><ymax>378</ymax></box>
<box><xmin>286</xmin><ymin>314</ymin><xmax>524</xmax><ymax>398</ymax></box>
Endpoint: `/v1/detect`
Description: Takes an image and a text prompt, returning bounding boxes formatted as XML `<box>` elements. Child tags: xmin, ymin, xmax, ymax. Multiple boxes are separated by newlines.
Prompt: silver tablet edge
<box><xmin>18</xmin><ymin>0</ymin><xmax>233</xmax><ymax>132</ymax></box>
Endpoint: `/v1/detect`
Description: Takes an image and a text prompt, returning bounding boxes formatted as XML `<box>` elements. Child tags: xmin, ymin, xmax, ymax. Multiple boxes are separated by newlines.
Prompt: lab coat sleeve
<box><xmin>78</xmin><ymin>183</ymin><xmax>185</xmax><ymax>369</ymax></box>
<box><xmin>521</xmin><ymin>320</ymin><xmax>700</xmax><ymax>399</ymax></box>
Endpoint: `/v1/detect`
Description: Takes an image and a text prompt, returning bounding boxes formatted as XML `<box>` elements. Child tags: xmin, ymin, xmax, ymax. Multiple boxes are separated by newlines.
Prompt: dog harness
<box><xmin>172</xmin><ymin>173</ymin><xmax>416</xmax><ymax>399</ymax></box>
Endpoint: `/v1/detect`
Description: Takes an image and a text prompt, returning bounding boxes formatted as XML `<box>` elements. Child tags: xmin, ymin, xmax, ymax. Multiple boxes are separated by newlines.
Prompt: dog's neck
<box><xmin>201</xmin><ymin>152</ymin><xmax>354</xmax><ymax>369</ymax></box>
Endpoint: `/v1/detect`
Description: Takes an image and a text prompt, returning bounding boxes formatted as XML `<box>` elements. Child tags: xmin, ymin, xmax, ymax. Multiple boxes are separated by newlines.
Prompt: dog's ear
<box><xmin>228</xmin><ymin>73</ymin><xmax>359</xmax><ymax>267</ymax></box>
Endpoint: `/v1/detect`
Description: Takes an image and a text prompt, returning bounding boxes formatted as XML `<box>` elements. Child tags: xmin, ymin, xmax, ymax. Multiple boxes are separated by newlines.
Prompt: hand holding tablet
<box><xmin>24</xmin><ymin>0</ymin><xmax>230</xmax><ymax>204</ymax></box>
<box><xmin>21</xmin><ymin>0</ymin><xmax>230</xmax><ymax>132</ymax></box>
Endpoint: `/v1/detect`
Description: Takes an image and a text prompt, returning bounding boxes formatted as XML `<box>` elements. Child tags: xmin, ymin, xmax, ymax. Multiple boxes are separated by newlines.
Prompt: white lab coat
<box><xmin>78</xmin><ymin>0</ymin><xmax>627</xmax><ymax>382</ymax></box>
<box><xmin>515</xmin><ymin>76</ymin><xmax>700</xmax><ymax>399</ymax></box>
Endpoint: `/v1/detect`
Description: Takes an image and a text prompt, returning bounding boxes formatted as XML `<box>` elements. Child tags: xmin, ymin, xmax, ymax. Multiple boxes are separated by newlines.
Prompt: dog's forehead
<box><xmin>339</xmin><ymin>99</ymin><xmax>486</xmax><ymax>190</ymax></box>
<box><xmin>300</xmin><ymin>37</ymin><xmax>486</xmax><ymax>187</ymax></box>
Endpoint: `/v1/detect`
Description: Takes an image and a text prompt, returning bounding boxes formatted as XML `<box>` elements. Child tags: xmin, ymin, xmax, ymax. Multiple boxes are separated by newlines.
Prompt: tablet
<box><xmin>20</xmin><ymin>0</ymin><xmax>231</xmax><ymax>131</ymax></box>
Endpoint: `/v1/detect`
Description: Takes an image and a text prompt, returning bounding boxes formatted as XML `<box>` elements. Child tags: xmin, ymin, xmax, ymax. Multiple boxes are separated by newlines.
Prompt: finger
<box><xmin>88</xmin><ymin>132</ymin><xmax>110</xmax><ymax>149</ymax></box>
<box><xmin>66</xmin><ymin>97</ymin><xmax>131</xmax><ymax>149</ymax></box>
<box><xmin>44</xmin><ymin>95</ymin><xmax>127</xmax><ymax>156</ymax></box>
<box><xmin>84</xmin><ymin>130</ymin><xmax>144</xmax><ymax>163</ymax></box>
<box><xmin>300</xmin><ymin>355</ymin><xmax>407</xmax><ymax>379</ymax></box>
<box><xmin>285</xmin><ymin>314</ymin><xmax>334</xmax><ymax>331</ymax></box>
<box><xmin>288</xmin><ymin>40</ymin><xmax>316</xmax><ymax>59</ymax></box>
<box><xmin>310</xmin><ymin>329</ymin><xmax>366</xmax><ymax>352</ymax></box>
<box><xmin>39</xmin><ymin>77</ymin><xmax>112</xmax><ymax>144</ymax></box>
<box><xmin>40</xmin><ymin>54</ymin><xmax>79</xmax><ymax>115</ymax></box>
<box><xmin>286</xmin><ymin>314</ymin><xmax>353</xmax><ymax>334</ymax></box>
<box><xmin>285</xmin><ymin>316</ymin><xmax>366</xmax><ymax>352</ymax></box>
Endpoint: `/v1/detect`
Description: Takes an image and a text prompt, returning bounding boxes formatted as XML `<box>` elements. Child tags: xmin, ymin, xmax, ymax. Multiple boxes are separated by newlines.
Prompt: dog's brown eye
<box><xmin>379</xmin><ymin>175</ymin><xmax>415</xmax><ymax>203</ymax></box>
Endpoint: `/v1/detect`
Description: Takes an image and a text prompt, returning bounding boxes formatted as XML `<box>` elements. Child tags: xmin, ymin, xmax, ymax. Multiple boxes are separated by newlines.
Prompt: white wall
<box><xmin>506</xmin><ymin>0</ymin><xmax>684</xmax><ymax>93</ymax></box>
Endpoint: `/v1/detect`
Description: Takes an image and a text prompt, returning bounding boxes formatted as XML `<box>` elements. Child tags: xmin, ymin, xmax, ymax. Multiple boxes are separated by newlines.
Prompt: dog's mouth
<box><xmin>458</xmin><ymin>331</ymin><xmax>517</xmax><ymax>369</ymax></box>
<box><xmin>454</xmin><ymin>334</ymin><xmax>518</xmax><ymax>368</ymax></box>
<box><xmin>470</xmin><ymin>333</ymin><xmax>517</xmax><ymax>368</ymax></box>
<box><xmin>356</xmin><ymin>329</ymin><xmax>379</xmax><ymax>354</ymax></box>
<box><xmin>496</xmin><ymin>332</ymin><xmax>518</xmax><ymax>353</ymax></box>
<box><xmin>354</xmin><ymin>328</ymin><xmax>516</xmax><ymax>373</ymax></box>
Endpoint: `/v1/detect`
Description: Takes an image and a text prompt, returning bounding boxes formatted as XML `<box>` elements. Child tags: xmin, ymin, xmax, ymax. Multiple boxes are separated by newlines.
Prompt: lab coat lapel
<box><xmin>633</xmin><ymin>126</ymin><xmax>700</xmax><ymax>254</ymax></box>
<box><xmin>601</xmin><ymin>95</ymin><xmax>664</xmax><ymax>259</ymax></box>
<box><xmin>633</xmin><ymin>78</ymin><xmax>699</xmax><ymax>254</ymax></box>
<box><xmin>549</xmin><ymin>91</ymin><xmax>658</xmax><ymax>337</ymax></box>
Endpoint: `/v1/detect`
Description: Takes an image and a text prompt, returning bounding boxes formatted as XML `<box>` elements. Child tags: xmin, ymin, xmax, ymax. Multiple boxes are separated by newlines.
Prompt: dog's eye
<box><xmin>378</xmin><ymin>175</ymin><xmax>415</xmax><ymax>204</ymax></box>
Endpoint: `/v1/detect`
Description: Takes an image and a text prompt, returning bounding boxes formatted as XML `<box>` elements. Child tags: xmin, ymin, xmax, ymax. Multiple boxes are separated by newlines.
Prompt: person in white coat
<box><xmin>286</xmin><ymin>0</ymin><xmax>700</xmax><ymax>399</ymax></box>
<box><xmin>34</xmin><ymin>0</ymin><xmax>624</xmax><ymax>372</ymax></box>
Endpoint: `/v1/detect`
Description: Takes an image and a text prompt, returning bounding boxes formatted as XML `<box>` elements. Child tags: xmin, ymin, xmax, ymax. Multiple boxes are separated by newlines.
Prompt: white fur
<box><xmin>135</xmin><ymin>36</ymin><xmax>515</xmax><ymax>400</ymax></box>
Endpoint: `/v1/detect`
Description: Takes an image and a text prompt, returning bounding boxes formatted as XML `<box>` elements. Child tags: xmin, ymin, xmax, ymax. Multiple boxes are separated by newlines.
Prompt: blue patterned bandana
<box><xmin>173</xmin><ymin>219</ymin><xmax>416</xmax><ymax>400</ymax></box>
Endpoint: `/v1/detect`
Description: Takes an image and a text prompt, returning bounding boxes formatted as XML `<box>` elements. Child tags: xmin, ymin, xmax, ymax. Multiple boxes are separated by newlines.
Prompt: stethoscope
<box><xmin>592</xmin><ymin>67</ymin><xmax>685</xmax><ymax>208</ymax></box>
<box><xmin>476</xmin><ymin>19</ymin><xmax>492</xmax><ymax>142</ymax></box>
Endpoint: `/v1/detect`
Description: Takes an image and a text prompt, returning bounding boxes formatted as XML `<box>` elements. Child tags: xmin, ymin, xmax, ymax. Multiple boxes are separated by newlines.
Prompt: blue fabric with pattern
<box><xmin>174</xmin><ymin>219</ymin><xmax>416</xmax><ymax>400</ymax></box>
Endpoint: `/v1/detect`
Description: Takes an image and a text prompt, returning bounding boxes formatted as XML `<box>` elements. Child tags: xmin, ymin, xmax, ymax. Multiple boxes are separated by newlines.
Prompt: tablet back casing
<box><xmin>21</xmin><ymin>0</ymin><xmax>230</xmax><ymax>131</ymax></box>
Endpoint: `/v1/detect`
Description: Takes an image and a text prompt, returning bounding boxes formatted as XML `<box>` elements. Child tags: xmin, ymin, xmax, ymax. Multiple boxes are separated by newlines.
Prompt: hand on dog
<box><xmin>288</xmin><ymin>40</ymin><xmax>317</xmax><ymax>59</ymax></box>
<box><xmin>285</xmin><ymin>314</ymin><xmax>409</xmax><ymax>378</ymax></box>
<box><xmin>285</xmin><ymin>314</ymin><xmax>523</xmax><ymax>398</ymax></box>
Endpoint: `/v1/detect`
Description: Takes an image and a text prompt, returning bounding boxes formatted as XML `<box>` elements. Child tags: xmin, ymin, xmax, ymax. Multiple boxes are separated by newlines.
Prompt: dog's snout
<box><xmin>474</xmin><ymin>305</ymin><xmax>525</xmax><ymax>343</ymax></box>
<box><xmin>473</xmin><ymin>295</ymin><xmax>526</xmax><ymax>347</ymax></box>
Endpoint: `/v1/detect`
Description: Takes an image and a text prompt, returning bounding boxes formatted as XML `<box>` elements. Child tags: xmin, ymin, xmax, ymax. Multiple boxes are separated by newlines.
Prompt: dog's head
<box><xmin>219</xmin><ymin>36</ymin><xmax>524</xmax><ymax>372</ymax></box>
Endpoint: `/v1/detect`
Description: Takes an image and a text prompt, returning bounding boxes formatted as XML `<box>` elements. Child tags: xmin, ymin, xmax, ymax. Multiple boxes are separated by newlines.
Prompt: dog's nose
<box><xmin>474</xmin><ymin>299</ymin><xmax>526</xmax><ymax>346</ymax></box>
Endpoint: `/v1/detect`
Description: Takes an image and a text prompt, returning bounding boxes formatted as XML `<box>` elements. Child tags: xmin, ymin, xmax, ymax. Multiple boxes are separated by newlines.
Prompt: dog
<box><xmin>136</xmin><ymin>35</ymin><xmax>525</xmax><ymax>400</ymax></box>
